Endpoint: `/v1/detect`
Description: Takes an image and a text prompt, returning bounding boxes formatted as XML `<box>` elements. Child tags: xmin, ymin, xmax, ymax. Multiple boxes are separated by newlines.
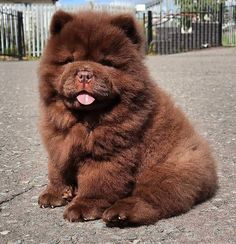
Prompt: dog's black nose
<box><xmin>77</xmin><ymin>70</ymin><xmax>94</xmax><ymax>83</ymax></box>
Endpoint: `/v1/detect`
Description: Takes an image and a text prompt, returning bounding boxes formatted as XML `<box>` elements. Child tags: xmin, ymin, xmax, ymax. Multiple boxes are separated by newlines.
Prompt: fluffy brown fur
<box><xmin>38</xmin><ymin>10</ymin><xmax>218</xmax><ymax>227</ymax></box>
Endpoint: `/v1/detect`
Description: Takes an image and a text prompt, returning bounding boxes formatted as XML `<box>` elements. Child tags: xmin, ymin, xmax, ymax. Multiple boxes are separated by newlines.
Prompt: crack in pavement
<box><xmin>0</xmin><ymin>186</ymin><xmax>34</xmax><ymax>205</ymax></box>
<box><xmin>0</xmin><ymin>184</ymin><xmax>46</xmax><ymax>206</ymax></box>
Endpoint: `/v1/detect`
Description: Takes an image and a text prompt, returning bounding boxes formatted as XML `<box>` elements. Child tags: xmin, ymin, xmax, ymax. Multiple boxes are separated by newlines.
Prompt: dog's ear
<box><xmin>50</xmin><ymin>10</ymin><xmax>73</xmax><ymax>35</ymax></box>
<box><xmin>111</xmin><ymin>14</ymin><xmax>144</xmax><ymax>52</ymax></box>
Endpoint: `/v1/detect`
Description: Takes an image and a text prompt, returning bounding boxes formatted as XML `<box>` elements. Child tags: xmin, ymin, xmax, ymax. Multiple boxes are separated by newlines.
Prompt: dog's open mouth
<box><xmin>76</xmin><ymin>92</ymin><xmax>95</xmax><ymax>106</ymax></box>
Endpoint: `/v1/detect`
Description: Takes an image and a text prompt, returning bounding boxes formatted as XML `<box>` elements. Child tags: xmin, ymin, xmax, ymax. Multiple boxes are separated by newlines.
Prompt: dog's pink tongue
<box><xmin>77</xmin><ymin>93</ymin><xmax>95</xmax><ymax>105</ymax></box>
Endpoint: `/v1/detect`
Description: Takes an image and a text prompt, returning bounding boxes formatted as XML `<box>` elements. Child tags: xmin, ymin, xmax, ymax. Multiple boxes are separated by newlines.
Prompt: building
<box><xmin>135</xmin><ymin>0</ymin><xmax>163</xmax><ymax>14</ymax></box>
<box><xmin>0</xmin><ymin>0</ymin><xmax>58</xmax><ymax>3</ymax></box>
<box><xmin>145</xmin><ymin>0</ymin><xmax>162</xmax><ymax>14</ymax></box>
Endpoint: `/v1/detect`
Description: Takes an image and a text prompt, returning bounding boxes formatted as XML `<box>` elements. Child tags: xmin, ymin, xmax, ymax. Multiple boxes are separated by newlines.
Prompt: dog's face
<box><xmin>40</xmin><ymin>11</ymin><xmax>145</xmax><ymax>111</ymax></box>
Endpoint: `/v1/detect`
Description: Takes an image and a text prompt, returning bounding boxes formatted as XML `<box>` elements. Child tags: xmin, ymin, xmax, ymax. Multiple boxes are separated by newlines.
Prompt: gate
<box><xmin>144</xmin><ymin>0</ymin><xmax>224</xmax><ymax>54</ymax></box>
<box><xmin>0</xmin><ymin>8</ymin><xmax>25</xmax><ymax>59</ymax></box>
<box><xmin>223</xmin><ymin>0</ymin><xmax>236</xmax><ymax>46</ymax></box>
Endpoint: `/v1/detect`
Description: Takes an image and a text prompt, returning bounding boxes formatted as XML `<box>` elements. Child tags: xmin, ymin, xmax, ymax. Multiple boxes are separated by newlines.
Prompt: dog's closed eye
<box><xmin>55</xmin><ymin>57</ymin><xmax>74</xmax><ymax>65</ymax></box>
<box><xmin>100</xmin><ymin>59</ymin><xmax>114</xmax><ymax>67</ymax></box>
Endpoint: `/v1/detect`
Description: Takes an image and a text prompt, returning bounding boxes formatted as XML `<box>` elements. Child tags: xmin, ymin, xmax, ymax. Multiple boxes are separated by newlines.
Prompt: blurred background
<box><xmin>0</xmin><ymin>0</ymin><xmax>235</xmax><ymax>59</ymax></box>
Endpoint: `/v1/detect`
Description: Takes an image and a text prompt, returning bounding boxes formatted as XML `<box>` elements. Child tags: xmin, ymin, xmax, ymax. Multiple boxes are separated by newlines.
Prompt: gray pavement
<box><xmin>0</xmin><ymin>47</ymin><xmax>235</xmax><ymax>243</ymax></box>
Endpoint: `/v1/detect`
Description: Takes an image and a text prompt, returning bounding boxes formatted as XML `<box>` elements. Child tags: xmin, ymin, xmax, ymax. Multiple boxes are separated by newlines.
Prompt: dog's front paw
<box><xmin>63</xmin><ymin>198</ymin><xmax>111</xmax><ymax>222</ymax></box>
<box><xmin>38</xmin><ymin>187</ymin><xmax>67</xmax><ymax>208</ymax></box>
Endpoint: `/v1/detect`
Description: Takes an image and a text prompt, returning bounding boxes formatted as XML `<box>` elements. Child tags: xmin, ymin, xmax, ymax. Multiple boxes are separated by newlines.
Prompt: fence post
<box><xmin>219</xmin><ymin>2</ymin><xmax>223</xmax><ymax>46</ymax></box>
<box><xmin>147</xmin><ymin>10</ymin><xmax>153</xmax><ymax>46</ymax></box>
<box><xmin>17</xmin><ymin>11</ymin><xmax>23</xmax><ymax>60</ymax></box>
<box><xmin>143</xmin><ymin>12</ymin><xmax>145</xmax><ymax>29</ymax></box>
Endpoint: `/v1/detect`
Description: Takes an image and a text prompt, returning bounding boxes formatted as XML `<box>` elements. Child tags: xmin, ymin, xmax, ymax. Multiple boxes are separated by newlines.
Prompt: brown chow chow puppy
<box><xmin>38</xmin><ymin>10</ymin><xmax>218</xmax><ymax>226</ymax></box>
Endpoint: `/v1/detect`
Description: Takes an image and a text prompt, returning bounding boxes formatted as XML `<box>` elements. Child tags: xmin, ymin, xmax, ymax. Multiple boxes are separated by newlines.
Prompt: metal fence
<box><xmin>1</xmin><ymin>2</ymin><xmax>235</xmax><ymax>58</ymax></box>
<box><xmin>0</xmin><ymin>8</ymin><xmax>25</xmax><ymax>59</ymax></box>
<box><xmin>223</xmin><ymin>0</ymin><xmax>236</xmax><ymax>46</ymax></box>
<box><xmin>144</xmin><ymin>0</ymin><xmax>224</xmax><ymax>54</ymax></box>
<box><xmin>0</xmin><ymin>3</ymin><xmax>134</xmax><ymax>58</ymax></box>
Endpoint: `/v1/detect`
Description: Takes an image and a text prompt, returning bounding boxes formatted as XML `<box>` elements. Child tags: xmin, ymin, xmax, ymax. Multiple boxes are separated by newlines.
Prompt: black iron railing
<box><xmin>144</xmin><ymin>2</ymin><xmax>224</xmax><ymax>55</ymax></box>
<box><xmin>0</xmin><ymin>8</ymin><xmax>25</xmax><ymax>59</ymax></box>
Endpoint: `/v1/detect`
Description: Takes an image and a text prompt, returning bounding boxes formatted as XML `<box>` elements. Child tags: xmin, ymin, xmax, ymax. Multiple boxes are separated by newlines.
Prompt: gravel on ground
<box><xmin>0</xmin><ymin>47</ymin><xmax>235</xmax><ymax>244</ymax></box>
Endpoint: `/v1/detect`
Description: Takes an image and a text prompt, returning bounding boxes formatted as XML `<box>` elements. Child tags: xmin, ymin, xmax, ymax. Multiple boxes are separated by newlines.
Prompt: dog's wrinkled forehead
<box><xmin>60</xmin><ymin>22</ymin><xmax>121</xmax><ymax>59</ymax></box>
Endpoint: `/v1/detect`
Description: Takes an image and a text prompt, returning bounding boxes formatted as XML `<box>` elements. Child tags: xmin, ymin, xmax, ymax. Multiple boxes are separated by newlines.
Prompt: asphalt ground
<box><xmin>0</xmin><ymin>47</ymin><xmax>235</xmax><ymax>243</ymax></box>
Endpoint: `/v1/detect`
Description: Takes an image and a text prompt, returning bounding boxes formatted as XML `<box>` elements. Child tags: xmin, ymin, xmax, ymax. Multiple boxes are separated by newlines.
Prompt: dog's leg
<box><xmin>38</xmin><ymin>161</ymin><xmax>75</xmax><ymax>208</ymax></box>
<box><xmin>63</xmin><ymin>160</ymin><xmax>134</xmax><ymax>222</ymax></box>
